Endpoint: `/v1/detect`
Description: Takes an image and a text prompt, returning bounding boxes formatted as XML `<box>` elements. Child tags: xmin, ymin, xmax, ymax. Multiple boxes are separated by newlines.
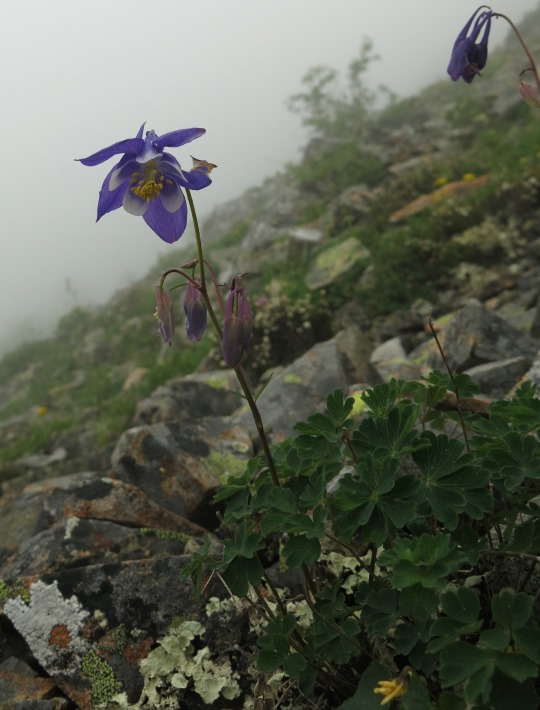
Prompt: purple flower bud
<box><xmin>155</xmin><ymin>285</ymin><xmax>176</xmax><ymax>346</ymax></box>
<box><xmin>183</xmin><ymin>281</ymin><xmax>207</xmax><ymax>341</ymax></box>
<box><xmin>448</xmin><ymin>6</ymin><xmax>492</xmax><ymax>84</ymax></box>
<box><xmin>519</xmin><ymin>80</ymin><xmax>540</xmax><ymax>108</ymax></box>
<box><xmin>221</xmin><ymin>280</ymin><xmax>253</xmax><ymax>368</ymax></box>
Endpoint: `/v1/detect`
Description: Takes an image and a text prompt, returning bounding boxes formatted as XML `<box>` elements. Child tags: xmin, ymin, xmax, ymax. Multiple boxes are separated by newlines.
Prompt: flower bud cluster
<box><xmin>155</xmin><ymin>273</ymin><xmax>253</xmax><ymax>369</ymax></box>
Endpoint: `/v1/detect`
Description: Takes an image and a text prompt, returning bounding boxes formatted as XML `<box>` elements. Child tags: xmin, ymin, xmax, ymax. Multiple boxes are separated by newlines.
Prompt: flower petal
<box><xmin>77</xmin><ymin>136</ymin><xmax>144</xmax><ymax>166</ymax></box>
<box><xmin>97</xmin><ymin>159</ymin><xmax>130</xmax><ymax>221</ymax></box>
<box><xmin>143</xmin><ymin>197</ymin><xmax>188</xmax><ymax>243</ymax></box>
<box><xmin>153</xmin><ymin>128</ymin><xmax>206</xmax><ymax>152</ymax></box>
<box><xmin>182</xmin><ymin>169</ymin><xmax>212</xmax><ymax>191</ymax></box>
<box><xmin>109</xmin><ymin>159</ymin><xmax>139</xmax><ymax>190</ymax></box>
<box><xmin>159</xmin><ymin>181</ymin><xmax>185</xmax><ymax>213</ymax></box>
<box><xmin>123</xmin><ymin>188</ymin><xmax>149</xmax><ymax>216</ymax></box>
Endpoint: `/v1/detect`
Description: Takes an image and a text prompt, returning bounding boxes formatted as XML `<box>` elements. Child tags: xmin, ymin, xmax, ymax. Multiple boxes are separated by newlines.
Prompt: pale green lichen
<box><xmin>283</xmin><ymin>373</ymin><xmax>303</xmax><ymax>385</ymax></box>
<box><xmin>136</xmin><ymin>619</ymin><xmax>241</xmax><ymax>707</ymax></box>
<box><xmin>201</xmin><ymin>451</ymin><xmax>247</xmax><ymax>481</ymax></box>
<box><xmin>321</xmin><ymin>551</ymin><xmax>371</xmax><ymax>593</ymax></box>
<box><xmin>205</xmin><ymin>596</ymin><xmax>238</xmax><ymax>617</ymax></box>
<box><xmin>205</xmin><ymin>376</ymin><xmax>230</xmax><ymax>389</ymax></box>
<box><xmin>81</xmin><ymin>649</ymin><xmax>123</xmax><ymax>707</ymax></box>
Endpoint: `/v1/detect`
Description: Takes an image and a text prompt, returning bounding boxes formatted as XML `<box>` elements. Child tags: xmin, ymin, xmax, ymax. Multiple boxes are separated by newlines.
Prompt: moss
<box><xmin>0</xmin><ymin>579</ymin><xmax>30</xmax><ymax>604</ymax></box>
<box><xmin>139</xmin><ymin>528</ymin><xmax>190</xmax><ymax>543</ymax></box>
<box><xmin>81</xmin><ymin>649</ymin><xmax>123</xmax><ymax>706</ymax></box>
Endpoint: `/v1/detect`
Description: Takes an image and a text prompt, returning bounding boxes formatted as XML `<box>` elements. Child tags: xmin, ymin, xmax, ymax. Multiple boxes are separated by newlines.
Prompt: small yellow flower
<box><xmin>433</xmin><ymin>176</ymin><xmax>448</xmax><ymax>188</ymax></box>
<box><xmin>374</xmin><ymin>668</ymin><xmax>413</xmax><ymax>705</ymax></box>
<box><xmin>36</xmin><ymin>406</ymin><xmax>48</xmax><ymax>416</ymax></box>
<box><xmin>462</xmin><ymin>172</ymin><xmax>476</xmax><ymax>181</ymax></box>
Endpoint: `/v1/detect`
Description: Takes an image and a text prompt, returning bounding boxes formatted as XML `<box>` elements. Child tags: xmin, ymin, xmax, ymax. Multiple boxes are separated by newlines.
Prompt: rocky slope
<box><xmin>1</xmin><ymin>6</ymin><xmax>540</xmax><ymax>707</ymax></box>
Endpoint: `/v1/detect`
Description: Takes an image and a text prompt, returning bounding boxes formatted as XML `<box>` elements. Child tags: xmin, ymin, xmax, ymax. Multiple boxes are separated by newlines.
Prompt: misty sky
<box><xmin>0</xmin><ymin>0</ymin><xmax>538</xmax><ymax>353</ymax></box>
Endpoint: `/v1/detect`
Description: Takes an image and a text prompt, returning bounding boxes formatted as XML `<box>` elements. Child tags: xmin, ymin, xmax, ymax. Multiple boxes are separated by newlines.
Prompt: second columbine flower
<box><xmin>447</xmin><ymin>6</ymin><xmax>493</xmax><ymax>83</ymax></box>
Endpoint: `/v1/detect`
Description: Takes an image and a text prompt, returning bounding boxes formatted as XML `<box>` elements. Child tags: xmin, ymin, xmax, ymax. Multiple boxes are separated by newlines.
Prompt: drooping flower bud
<box><xmin>519</xmin><ymin>80</ymin><xmax>540</xmax><ymax>108</ymax></box>
<box><xmin>155</xmin><ymin>285</ymin><xmax>176</xmax><ymax>346</ymax></box>
<box><xmin>221</xmin><ymin>278</ymin><xmax>253</xmax><ymax>368</ymax></box>
<box><xmin>183</xmin><ymin>280</ymin><xmax>207</xmax><ymax>341</ymax></box>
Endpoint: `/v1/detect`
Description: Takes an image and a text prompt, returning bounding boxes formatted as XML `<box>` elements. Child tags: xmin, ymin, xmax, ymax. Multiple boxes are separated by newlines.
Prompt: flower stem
<box><xmin>185</xmin><ymin>189</ymin><xmax>279</xmax><ymax>487</ymax></box>
<box><xmin>493</xmin><ymin>12</ymin><xmax>540</xmax><ymax>92</ymax></box>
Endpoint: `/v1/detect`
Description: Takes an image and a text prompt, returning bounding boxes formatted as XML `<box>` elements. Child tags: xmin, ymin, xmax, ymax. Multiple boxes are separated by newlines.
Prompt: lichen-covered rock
<box><xmin>305</xmin><ymin>236</ymin><xmax>369</xmax><ymax>290</ymax></box>
<box><xmin>111</xmin><ymin>418</ymin><xmax>252</xmax><ymax>527</ymax></box>
<box><xmin>409</xmin><ymin>299</ymin><xmax>539</xmax><ymax>374</ymax></box>
<box><xmin>2</xmin><ymin>558</ymin><xmax>253</xmax><ymax>709</ymax></box>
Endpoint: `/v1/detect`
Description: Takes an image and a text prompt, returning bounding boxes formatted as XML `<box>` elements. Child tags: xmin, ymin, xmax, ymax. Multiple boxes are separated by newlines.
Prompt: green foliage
<box><xmin>287</xmin><ymin>39</ymin><xmax>382</xmax><ymax>137</ymax></box>
<box><xmin>200</xmin><ymin>378</ymin><xmax>540</xmax><ymax>706</ymax></box>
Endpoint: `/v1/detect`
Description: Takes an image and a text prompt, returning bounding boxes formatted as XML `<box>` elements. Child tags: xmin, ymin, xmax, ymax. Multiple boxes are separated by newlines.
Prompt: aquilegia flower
<box><xmin>221</xmin><ymin>278</ymin><xmax>253</xmax><ymax>368</ymax></box>
<box><xmin>448</xmin><ymin>6</ymin><xmax>493</xmax><ymax>83</ymax></box>
<box><xmin>183</xmin><ymin>280</ymin><xmax>207</xmax><ymax>342</ymax></box>
<box><xmin>78</xmin><ymin>124</ymin><xmax>214</xmax><ymax>243</ymax></box>
<box><xmin>155</xmin><ymin>286</ymin><xmax>176</xmax><ymax>346</ymax></box>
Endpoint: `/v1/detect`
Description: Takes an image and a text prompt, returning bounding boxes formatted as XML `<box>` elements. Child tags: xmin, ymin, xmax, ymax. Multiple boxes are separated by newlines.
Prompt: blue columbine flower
<box><xmin>448</xmin><ymin>6</ymin><xmax>493</xmax><ymax>83</ymax></box>
<box><xmin>78</xmin><ymin>124</ymin><xmax>214</xmax><ymax>243</ymax></box>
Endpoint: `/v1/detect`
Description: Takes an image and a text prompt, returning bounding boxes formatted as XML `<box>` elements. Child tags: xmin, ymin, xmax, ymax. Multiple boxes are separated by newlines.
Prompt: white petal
<box><xmin>123</xmin><ymin>189</ymin><xmax>149</xmax><ymax>216</ymax></box>
<box><xmin>160</xmin><ymin>182</ymin><xmax>184</xmax><ymax>213</ymax></box>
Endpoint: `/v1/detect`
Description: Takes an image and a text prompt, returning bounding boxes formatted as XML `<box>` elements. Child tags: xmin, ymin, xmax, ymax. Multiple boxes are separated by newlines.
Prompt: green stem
<box><xmin>185</xmin><ymin>189</ymin><xmax>279</xmax><ymax>487</ymax></box>
<box><xmin>186</xmin><ymin>189</ymin><xmax>206</xmax><ymax>291</ymax></box>
<box><xmin>234</xmin><ymin>365</ymin><xmax>280</xmax><ymax>487</ymax></box>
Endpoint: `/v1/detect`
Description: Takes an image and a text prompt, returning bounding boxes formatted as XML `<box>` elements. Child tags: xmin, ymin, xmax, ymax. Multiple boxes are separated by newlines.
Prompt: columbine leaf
<box><xmin>353</xmin><ymin>403</ymin><xmax>424</xmax><ymax>458</ymax></box>
<box><xmin>293</xmin><ymin>412</ymin><xmax>339</xmax><ymax>442</ymax></box>
<box><xmin>413</xmin><ymin>431</ymin><xmax>491</xmax><ymax>528</ymax></box>
<box><xmin>282</xmin><ymin>535</ymin><xmax>321</xmax><ymax>568</ymax></box>
<box><xmin>361</xmin><ymin>381</ymin><xmax>399</xmax><ymax>416</ymax></box>
<box><xmin>326</xmin><ymin>389</ymin><xmax>354</xmax><ymax>427</ymax></box>
<box><xmin>440</xmin><ymin>641</ymin><xmax>492</xmax><ymax>688</ymax></box>
<box><xmin>362</xmin><ymin>588</ymin><xmax>398</xmax><ymax>637</ymax></box>
<box><xmin>484</xmin><ymin>432</ymin><xmax>540</xmax><ymax>490</ymax></box>
<box><xmin>479</xmin><ymin>628</ymin><xmax>510</xmax><ymax>651</ymax></box>
<box><xmin>494</xmin><ymin>651</ymin><xmax>538</xmax><ymax>683</ymax></box>
<box><xmin>221</xmin><ymin>555</ymin><xmax>263</xmax><ymax>596</ymax></box>
<box><xmin>283</xmin><ymin>652</ymin><xmax>307</xmax><ymax>679</ymax></box>
<box><xmin>330</xmin><ymin>456</ymin><xmax>419</xmax><ymax>544</ymax></box>
<box><xmin>491</xmin><ymin>588</ymin><xmax>533</xmax><ymax>630</ymax></box>
<box><xmin>512</xmin><ymin>628</ymin><xmax>540</xmax><ymax>664</ymax></box>
<box><xmin>440</xmin><ymin>587</ymin><xmax>480</xmax><ymax>623</ymax></box>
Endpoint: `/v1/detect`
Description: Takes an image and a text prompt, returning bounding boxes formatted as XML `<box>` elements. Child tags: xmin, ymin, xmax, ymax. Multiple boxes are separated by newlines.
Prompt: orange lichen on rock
<box><xmin>389</xmin><ymin>174</ymin><xmax>490</xmax><ymax>223</ymax></box>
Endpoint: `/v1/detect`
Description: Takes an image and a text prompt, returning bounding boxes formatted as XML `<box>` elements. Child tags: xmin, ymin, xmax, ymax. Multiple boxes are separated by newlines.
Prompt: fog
<box><xmin>0</xmin><ymin>0</ymin><xmax>538</xmax><ymax>355</ymax></box>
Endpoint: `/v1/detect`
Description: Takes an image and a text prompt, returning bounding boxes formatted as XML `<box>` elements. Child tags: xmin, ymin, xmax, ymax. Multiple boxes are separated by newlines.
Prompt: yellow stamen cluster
<box><xmin>130</xmin><ymin>162</ymin><xmax>172</xmax><ymax>202</ymax></box>
<box><xmin>374</xmin><ymin>668</ymin><xmax>413</xmax><ymax>705</ymax></box>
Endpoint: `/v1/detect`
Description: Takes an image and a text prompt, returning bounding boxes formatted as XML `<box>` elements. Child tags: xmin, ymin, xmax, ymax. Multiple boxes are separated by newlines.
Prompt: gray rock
<box><xmin>134</xmin><ymin>374</ymin><xmax>240</xmax><ymax>425</ymax></box>
<box><xmin>409</xmin><ymin>300</ymin><xmax>539</xmax><ymax>374</ymax></box>
<box><xmin>236</xmin><ymin>338</ymin><xmax>349</xmax><ymax>442</ymax></box>
<box><xmin>305</xmin><ymin>236</ymin><xmax>369</xmax><ymax>290</ymax></box>
<box><xmin>370</xmin><ymin>336</ymin><xmax>422</xmax><ymax>382</ymax></box>
<box><xmin>465</xmin><ymin>357</ymin><xmax>532</xmax><ymax>399</ymax></box>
